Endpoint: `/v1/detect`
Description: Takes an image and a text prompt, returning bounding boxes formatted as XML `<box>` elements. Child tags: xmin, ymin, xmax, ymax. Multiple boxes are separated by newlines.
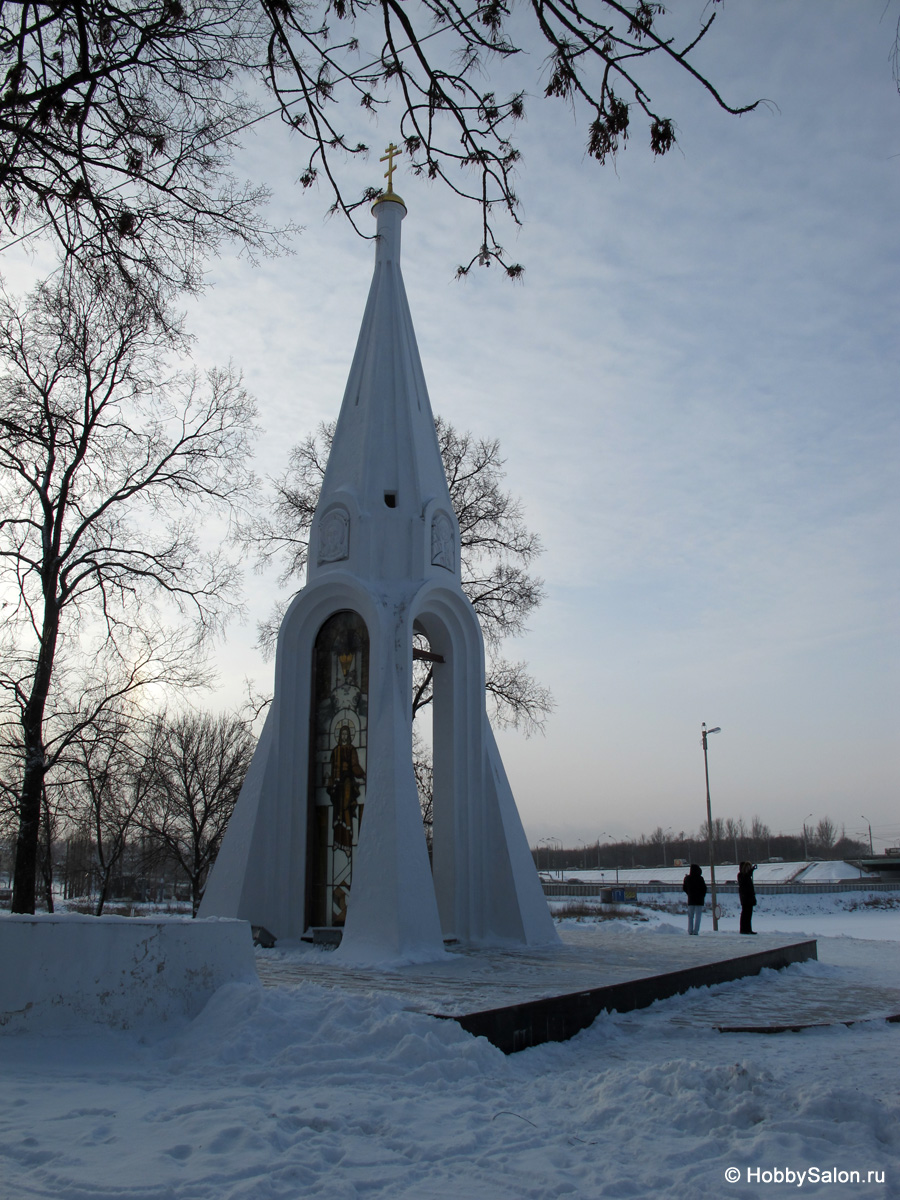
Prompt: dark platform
<box><xmin>256</xmin><ymin>927</ymin><xmax>818</xmax><ymax>1054</ymax></box>
<box><xmin>717</xmin><ymin>1011</ymin><xmax>900</xmax><ymax>1035</ymax></box>
<box><xmin>438</xmin><ymin>939</ymin><xmax>817</xmax><ymax>1053</ymax></box>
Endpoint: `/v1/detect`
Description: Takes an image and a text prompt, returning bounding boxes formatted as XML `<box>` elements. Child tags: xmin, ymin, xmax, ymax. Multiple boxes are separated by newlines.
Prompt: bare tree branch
<box><xmin>0</xmin><ymin>0</ymin><xmax>291</xmax><ymax>292</ymax></box>
<box><xmin>0</xmin><ymin>265</ymin><xmax>259</xmax><ymax>912</ymax></box>
<box><xmin>0</xmin><ymin>1</ymin><xmax>762</xmax><ymax>280</ymax></box>
<box><xmin>257</xmin><ymin>0</ymin><xmax>760</xmax><ymax>275</ymax></box>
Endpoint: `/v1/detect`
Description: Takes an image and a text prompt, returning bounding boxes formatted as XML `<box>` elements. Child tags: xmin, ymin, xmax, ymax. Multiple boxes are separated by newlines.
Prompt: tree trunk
<box><xmin>191</xmin><ymin>848</ymin><xmax>203</xmax><ymax>917</ymax></box>
<box><xmin>95</xmin><ymin>876</ymin><xmax>109</xmax><ymax>917</ymax></box>
<box><xmin>12</xmin><ymin>604</ymin><xmax>60</xmax><ymax>914</ymax></box>
<box><xmin>39</xmin><ymin>790</ymin><xmax>55</xmax><ymax>913</ymax></box>
<box><xmin>13</xmin><ymin>753</ymin><xmax>45</xmax><ymax>913</ymax></box>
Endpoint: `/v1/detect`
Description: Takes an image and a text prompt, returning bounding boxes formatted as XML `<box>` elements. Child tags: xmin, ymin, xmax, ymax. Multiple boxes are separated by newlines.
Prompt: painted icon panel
<box><xmin>308</xmin><ymin>611</ymin><xmax>369</xmax><ymax>928</ymax></box>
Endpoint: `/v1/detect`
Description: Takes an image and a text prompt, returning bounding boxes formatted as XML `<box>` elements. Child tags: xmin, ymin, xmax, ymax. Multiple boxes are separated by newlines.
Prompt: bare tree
<box><xmin>724</xmin><ymin>816</ymin><xmax>743</xmax><ymax>863</ymax></box>
<box><xmin>139</xmin><ymin>709</ymin><xmax>254</xmax><ymax>915</ymax></box>
<box><xmin>0</xmin><ymin>267</ymin><xmax>259</xmax><ymax>912</ymax></box>
<box><xmin>0</xmin><ymin>729</ymin><xmax>19</xmax><ymax>844</ymax></box>
<box><xmin>815</xmin><ymin>816</ymin><xmax>837</xmax><ymax>858</ymax></box>
<box><xmin>649</xmin><ymin>824</ymin><xmax>670</xmax><ymax>866</ymax></box>
<box><xmin>0</xmin><ymin>1</ymin><xmax>761</xmax><ymax>280</ymax></box>
<box><xmin>53</xmin><ymin>704</ymin><xmax>156</xmax><ymax>915</ymax></box>
<box><xmin>700</xmin><ymin>816</ymin><xmax>725</xmax><ymax>858</ymax></box>
<box><xmin>749</xmin><ymin>814</ymin><xmax>770</xmax><ymax>860</ymax></box>
<box><xmin>411</xmin><ymin>725</ymin><xmax>433</xmax><ymax>847</ymax></box>
<box><xmin>247</xmin><ymin>416</ymin><xmax>552</xmax><ymax>734</ymax></box>
<box><xmin>802</xmin><ymin>821</ymin><xmax>816</xmax><ymax>860</ymax></box>
<box><xmin>834</xmin><ymin>826</ymin><xmax>867</xmax><ymax>861</ymax></box>
<box><xmin>0</xmin><ymin>0</ymin><xmax>287</xmax><ymax>291</ymax></box>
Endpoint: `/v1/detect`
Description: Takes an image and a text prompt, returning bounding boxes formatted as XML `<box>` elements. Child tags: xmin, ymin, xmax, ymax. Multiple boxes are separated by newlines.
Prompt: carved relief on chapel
<box><xmin>317</xmin><ymin>506</ymin><xmax>350</xmax><ymax>564</ymax></box>
<box><xmin>430</xmin><ymin>511</ymin><xmax>456</xmax><ymax>572</ymax></box>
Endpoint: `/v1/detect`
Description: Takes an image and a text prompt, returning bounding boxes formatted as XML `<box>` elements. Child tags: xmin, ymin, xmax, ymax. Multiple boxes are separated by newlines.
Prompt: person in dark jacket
<box><xmin>682</xmin><ymin>863</ymin><xmax>707</xmax><ymax>935</ymax></box>
<box><xmin>738</xmin><ymin>861</ymin><xmax>757</xmax><ymax>934</ymax></box>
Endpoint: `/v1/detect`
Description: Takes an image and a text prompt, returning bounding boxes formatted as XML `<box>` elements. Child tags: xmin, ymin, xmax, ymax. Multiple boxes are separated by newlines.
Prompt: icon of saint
<box><xmin>326</xmin><ymin>723</ymin><xmax>365</xmax><ymax>851</ymax></box>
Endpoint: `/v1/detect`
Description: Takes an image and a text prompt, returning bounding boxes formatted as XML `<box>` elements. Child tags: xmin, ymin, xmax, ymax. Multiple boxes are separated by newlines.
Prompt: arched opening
<box><xmin>306</xmin><ymin>610</ymin><xmax>369</xmax><ymax>929</ymax></box>
<box><xmin>412</xmin><ymin>609</ymin><xmax>458</xmax><ymax>935</ymax></box>
<box><xmin>413</xmin><ymin>620</ymin><xmax>444</xmax><ymax>859</ymax></box>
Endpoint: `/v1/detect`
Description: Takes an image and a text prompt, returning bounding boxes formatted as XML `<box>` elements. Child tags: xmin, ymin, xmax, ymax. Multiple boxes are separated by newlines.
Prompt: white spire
<box><xmin>308</xmin><ymin>196</ymin><xmax>459</xmax><ymax>584</ymax></box>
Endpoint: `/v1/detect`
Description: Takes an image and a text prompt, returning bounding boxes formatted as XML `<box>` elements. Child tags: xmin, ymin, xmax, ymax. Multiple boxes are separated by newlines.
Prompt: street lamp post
<box><xmin>540</xmin><ymin>836</ymin><xmax>562</xmax><ymax>880</ymax></box>
<box><xmin>861</xmin><ymin>815</ymin><xmax>874</xmax><ymax>855</ymax></box>
<box><xmin>701</xmin><ymin>723</ymin><xmax>721</xmax><ymax>931</ymax></box>
<box><xmin>598</xmin><ymin>832</ymin><xmax>611</xmax><ymax>871</ymax></box>
<box><xmin>538</xmin><ymin>837</ymin><xmax>552</xmax><ymax>876</ymax></box>
<box><xmin>802</xmin><ymin>812</ymin><xmax>813</xmax><ymax>860</ymax></box>
<box><xmin>661</xmin><ymin>826</ymin><xmax>673</xmax><ymax>869</ymax></box>
<box><xmin>616</xmin><ymin>834</ymin><xmax>632</xmax><ymax>885</ymax></box>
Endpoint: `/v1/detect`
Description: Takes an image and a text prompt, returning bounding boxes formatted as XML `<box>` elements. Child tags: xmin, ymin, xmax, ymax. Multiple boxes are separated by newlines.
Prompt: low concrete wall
<box><xmin>0</xmin><ymin>914</ymin><xmax>258</xmax><ymax>1032</ymax></box>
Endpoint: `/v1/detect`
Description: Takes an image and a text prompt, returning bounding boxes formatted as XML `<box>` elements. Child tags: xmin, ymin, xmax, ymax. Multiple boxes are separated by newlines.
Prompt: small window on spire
<box><xmin>384</xmin><ymin>492</ymin><xmax>397</xmax><ymax>508</ymax></box>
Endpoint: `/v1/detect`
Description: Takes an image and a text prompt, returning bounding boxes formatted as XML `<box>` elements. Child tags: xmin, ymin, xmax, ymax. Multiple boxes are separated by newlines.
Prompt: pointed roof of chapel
<box><xmin>314</xmin><ymin>187</ymin><xmax>454</xmax><ymax>567</ymax></box>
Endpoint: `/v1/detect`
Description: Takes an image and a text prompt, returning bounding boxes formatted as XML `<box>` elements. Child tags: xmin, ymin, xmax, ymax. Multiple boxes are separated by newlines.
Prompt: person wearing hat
<box><xmin>682</xmin><ymin>863</ymin><xmax>707</xmax><ymax>935</ymax></box>
<box><xmin>738</xmin><ymin>861</ymin><xmax>758</xmax><ymax>934</ymax></box>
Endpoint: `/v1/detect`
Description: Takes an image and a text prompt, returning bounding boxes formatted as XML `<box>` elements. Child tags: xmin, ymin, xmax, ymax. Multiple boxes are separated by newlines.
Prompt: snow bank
<box><xmin>558</xmin><ymin>860</ymin><xmax>869</xmax><ymax>886</ymax></box>
<box><xmin>0</xmin><ymin>910</ymin><xmax>898</xmax><ymax>1200</ymax></box>
<box><xmin>0</xmin><ymin>914</ymin><xmax>257</xmax><ymax>1032</ymax></box>
<box><xmin>162</xmin><ymin>980</ymin><xmax>505</xmax><ymax>1084</ymax></box>
<box><xmin>795</xmin><ymin>859</ymin><xmax>865</xmax><ymax>882</ymax></box>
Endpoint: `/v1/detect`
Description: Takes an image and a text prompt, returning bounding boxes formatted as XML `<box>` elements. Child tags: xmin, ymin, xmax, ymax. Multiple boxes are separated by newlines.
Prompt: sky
<box><xmin>3</xmin><ymin>1</ymin><xmax>898</xmax><ymax>850</ymax></box>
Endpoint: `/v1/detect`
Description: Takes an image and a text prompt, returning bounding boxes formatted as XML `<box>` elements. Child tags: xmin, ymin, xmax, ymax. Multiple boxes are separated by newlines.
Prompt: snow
<box><xmin>1</xmin><ymin>896</ymin><xmax>898</xmax><ymax>1199</ymax></box>
<box><xmin>547</xmin><ymin>860</ymin><xmax>872</xmax><ymax>886</ymax></box>
<box><xmin>694</xmin><ymin>891</ymin><xmax>900</xmax><ymax>942</ymax></box>
<box><xmin>794</xmin><ymin>860</ymin><xmax>867</xmax><ymax>883</ymax></box>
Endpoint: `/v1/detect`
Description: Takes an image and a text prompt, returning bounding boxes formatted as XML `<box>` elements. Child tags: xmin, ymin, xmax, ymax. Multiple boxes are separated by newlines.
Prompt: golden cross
<box><xmin>380</xmin><ymin>142</ymin><xmax>401</xmax><ymax>192</ymax></box>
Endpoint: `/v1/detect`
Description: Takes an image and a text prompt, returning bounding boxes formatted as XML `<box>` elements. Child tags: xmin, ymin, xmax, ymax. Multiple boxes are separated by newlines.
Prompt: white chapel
<box><xmin>200</xmin><ymin>162</ymin><xmax>557</xmax><ymax>961</ymax></box>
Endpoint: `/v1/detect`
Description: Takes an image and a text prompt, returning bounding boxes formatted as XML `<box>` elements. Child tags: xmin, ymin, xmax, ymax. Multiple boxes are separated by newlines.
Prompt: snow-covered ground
<box><xmin>544</xmin><ymin>860</ymin><xmax>878</xmax><ymax>886</ymax></box>
<box><xmin>2</xmin><ymin>895</ymin><xmax>898</xmax><ymax>1200</ymax></box>
<box><xmin>623</xmin><ymin>889</ymin><xmax>900</xmax><ymax>943</ymax></box>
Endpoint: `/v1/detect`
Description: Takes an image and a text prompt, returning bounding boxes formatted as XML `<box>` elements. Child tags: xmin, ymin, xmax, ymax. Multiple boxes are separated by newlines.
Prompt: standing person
<box><xmin>738</xmin><ymin>861</ymin><xmax>757</xmax><ymax>934</ymax></box>
<box><xmin>682</xmin><ymin>863</ymin><xmax>707</xmax><ymax>935</ymax></box>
